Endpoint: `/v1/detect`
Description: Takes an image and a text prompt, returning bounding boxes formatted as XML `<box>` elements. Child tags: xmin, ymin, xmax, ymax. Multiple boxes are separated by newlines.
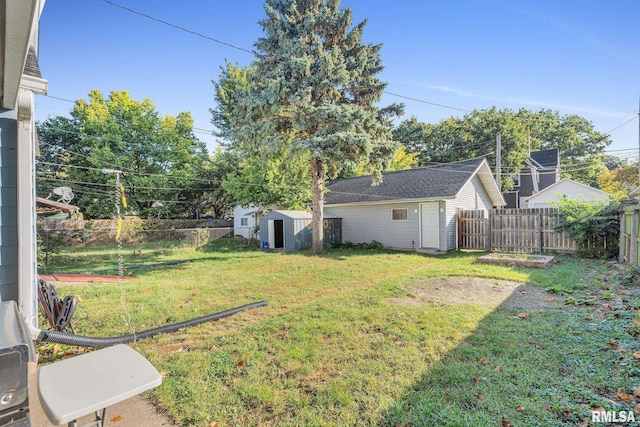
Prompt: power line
<box><xmin>99</xmin><ymin>0</ymin><xmax>254</xmax><ymax>54</ymax></box>
<box><xmin>97</xmin><ymin>0</ymin><xmax>474</xmax><ymax>114</ymax></box>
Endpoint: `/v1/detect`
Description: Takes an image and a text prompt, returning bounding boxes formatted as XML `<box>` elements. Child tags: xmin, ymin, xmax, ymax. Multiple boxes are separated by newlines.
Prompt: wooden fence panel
<box><xmin>458</xmin><ymin>208</ymin><xmax>576</xmax><ymax>253</ymax></box>
<box><xmin>458</xmin><ymin>210</ymin><xmax>488</xmax><ymax>250</ymax></box>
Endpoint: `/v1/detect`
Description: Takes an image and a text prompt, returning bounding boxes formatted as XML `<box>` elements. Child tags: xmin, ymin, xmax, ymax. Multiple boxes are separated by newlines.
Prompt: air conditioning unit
<box><xmin>0</xmin><ymin>301</ymin><xmax>34</xmax><ymax>426</ymax></box>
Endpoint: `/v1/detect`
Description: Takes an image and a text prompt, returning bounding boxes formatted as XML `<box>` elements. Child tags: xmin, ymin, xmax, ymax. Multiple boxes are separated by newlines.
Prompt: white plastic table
<box><xmin>37</xmin><ymin>344</ymin><xmax>162</xmax><ymax>427</ymax></box>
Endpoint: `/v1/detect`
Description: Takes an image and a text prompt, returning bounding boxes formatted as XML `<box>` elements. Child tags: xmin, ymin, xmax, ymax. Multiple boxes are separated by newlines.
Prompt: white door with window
<box><xmin>421</xmin><ymin>202</ymin><xmax>440</xmax><ymax>249</ymax></box>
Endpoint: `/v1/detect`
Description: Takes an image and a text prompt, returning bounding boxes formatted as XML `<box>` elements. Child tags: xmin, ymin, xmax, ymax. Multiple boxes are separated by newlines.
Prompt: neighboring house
<box><xmin>522</xmin><ymin>178</ymin><xmax>614</xmax><ymax>209</ymax></box>
<box><xmin>259</xmin><ymin>210</ymin><xmax>313</xmax><ymax>250</ymax></box>
<box><xmin>503</xmin><ymin>148</ymin><xmax>560</xmax><ymax>208</ymax></box>
<box><xmin>36</xmin><ymin>197</ymin><xmax>80</xmax><ymax>219</ymax></box>
<box><xmin>324</xmin><ymin>158</ymin><xmax>505</xmax><ymax>252</ymax></box>
<box><xmin>233</xmin><ymin>205</ymin><xmax>262</xmax><ymax>239</ymax></box>
<box><xmin>0</xmin><ymin>0</ymin><xmax>48</xmax><ymax>328</ymax></box>
<box><xmin>629</xmin><ymin>186</ymin><xmax>640</xmax><ymax>199</ymax></box>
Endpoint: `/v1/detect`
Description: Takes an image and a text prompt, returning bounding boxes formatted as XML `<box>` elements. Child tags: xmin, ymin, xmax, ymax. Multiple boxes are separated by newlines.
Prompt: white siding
<box><xmin>325</xmin><ymin>202</ymin><xmax>421</xmax><ymax>250</ymax></box>
<box><xmin>233</xmin><ymin>205</ymin><xmax>259</xmax><ymax>239</ymax></box>
<box><xmin>444</xmin><ymin>200</ymin><xmax>457</xmax><ymax>250</ymax></box>
<box><xmin>455</xmin><ymin>175</ymin><xmax>493</xmax><ymax>212</ymax></box>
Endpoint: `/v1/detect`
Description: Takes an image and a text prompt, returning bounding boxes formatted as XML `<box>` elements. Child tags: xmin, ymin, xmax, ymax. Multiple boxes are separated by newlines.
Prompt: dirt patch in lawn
<box><xmin>389</xmin><ymin>276</ymin><xmax>559</xmax><ymax>311</ymax></box>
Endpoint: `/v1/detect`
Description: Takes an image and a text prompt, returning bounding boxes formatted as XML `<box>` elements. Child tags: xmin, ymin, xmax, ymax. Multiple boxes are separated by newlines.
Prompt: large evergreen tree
<box><xmin>216</xmin><ymin>0</ymin><xmax>403</xmax><ymax>253</ymax></box>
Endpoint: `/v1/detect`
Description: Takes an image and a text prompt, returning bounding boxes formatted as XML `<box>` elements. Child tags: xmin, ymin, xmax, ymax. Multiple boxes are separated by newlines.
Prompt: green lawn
<box><xmin>40</xmin><ymin>239</ymin><xmax>640</xmax><ymax>426</ymax></box>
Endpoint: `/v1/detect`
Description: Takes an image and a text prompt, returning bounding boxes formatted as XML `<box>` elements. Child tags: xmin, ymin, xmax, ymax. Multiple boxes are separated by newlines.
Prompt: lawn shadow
<box><xmin>377</xmin><ymin>281</ymin><xmax>632</xmax><ymax>426</ymax></box>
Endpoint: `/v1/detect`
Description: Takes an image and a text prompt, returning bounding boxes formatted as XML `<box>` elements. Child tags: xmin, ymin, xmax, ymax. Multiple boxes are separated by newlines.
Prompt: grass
<box><xmin>39</xmin><ymin>239</ymin><xmax>640</xmax><ymax>426</ymax></box>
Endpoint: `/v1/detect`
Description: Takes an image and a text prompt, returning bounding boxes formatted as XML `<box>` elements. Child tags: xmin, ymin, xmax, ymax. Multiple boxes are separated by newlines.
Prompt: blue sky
<box><xmin>35</xmin><ymin>0</ymin><xmax>640</xmax><ymax>160</ymax></box>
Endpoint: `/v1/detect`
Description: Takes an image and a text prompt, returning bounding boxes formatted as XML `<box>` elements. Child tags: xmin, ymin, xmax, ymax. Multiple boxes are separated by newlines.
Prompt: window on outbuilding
<box><xmin>392</xmin><ymin>208</ymin><xmax>408</xmax><ymax>221</ymax></box>
<box><xmin>241</xmin><ymin>217</ymin><xmax>248</xmax><ymax>226</ymax></box>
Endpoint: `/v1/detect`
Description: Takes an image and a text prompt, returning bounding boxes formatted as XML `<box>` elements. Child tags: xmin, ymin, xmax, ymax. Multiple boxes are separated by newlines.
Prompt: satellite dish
<box><xmin>52</xmin><ymin>187</ymin><xmax>74</xmax><ymax>204</ymax></box>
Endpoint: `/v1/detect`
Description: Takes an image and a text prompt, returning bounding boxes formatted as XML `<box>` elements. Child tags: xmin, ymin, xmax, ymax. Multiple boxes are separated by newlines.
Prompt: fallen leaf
<box><xmin>518</xmin><ymin>312</ymin><xmax>530</xmax><ymax>320</ymax></box>
<box><xmin>159</xmin><ymin>371</ymin><xmax>168</xmax><ymax>378</ymax></box>
<box><xmin>608</xmin><ymin>340</ymin><xmax>619</xmax><ymax>349</ymax></box>
<box><xmin>618</xmin><ymin>389</ymin><xmax>635</xmax><ymax>403</ymax></box>
<box><xmin>480</xmin><ymin>357</ymin><xmax>487</xmax><ymax>364</ymax></box>
<box><xmin>563</xmin><ymin>407</ymin><xmax>572</xmax><ymax>415</ymax></box>
<box><xmin>620</xmin><ymin>348</ymin><xmax>628</xmax><ymax>354</ymax></box>
<box><xmin>633</xmin><ymin>319</ymin><xmax>640</xmax><ymax>327</ymax></box>
<box><xmin>508</xmin><ymin>342</ymin><xmax>515</xmax><ymax>348</ymax></box>
<box><xmin>633</xmin><ymin>351</ymin><xmax>640</xmax><ymax>360</ymax></box>
<box><xmin>191</xmin><ymin>292</ymin><xmax>197</xmax><ymax>297</ymax></box>
<box><xmin>515</xmin><ymin>405</ymin><xmax>525</xmax><ymax>411</ymax></box>
<box><xmin>495</xmin><ymin>366</ymin><xmax>503</xmax><ymax>372</ymax></box>
<box><xmin>210</xmin><ymin>422</ymin><xmax>220</xmax><ymax>427</ymax></box>
<box><xmin>237</xmin><ymin>360</ymin><xmax>245</xmax><ymax>367</ymax></box>
<box><xmin>634</xmin><ymin>387</ymin><xmax>640</xmax><ymax>397</ymax></box>
<box><xmin>544</xmin><ymin>404</ymin><xmax>551</xmax><ymax>410</ymax></box>
<box><xmin>472</xmin><ymin>376</ymin><xmax>480</xmax><ymax>383</ymax></box>
<box><xmin>618</xmin><ymin>290</ymin><xmax>631</xmax><ymax>296</ymax></box>
<box><xmin>635</xmin><ymin>403</ymin><xmax>640</xmax><ymax>414</ymax></box>
<box><xmin>502</xmin><ymin>420</ymin><xmax>512</xmax><ymax>427</ymax></box>
<box><xmin>110</xmin><ymin>415</ymin><xmax>122</xmax><ymax>422</ymax></box>
<box><xmin>476</xmin><ymin>394</ymin><xmax>484</xmax><ymax>400</ymax></box>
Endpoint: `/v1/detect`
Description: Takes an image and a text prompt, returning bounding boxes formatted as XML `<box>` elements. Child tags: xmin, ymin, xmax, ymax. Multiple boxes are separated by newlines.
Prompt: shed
<box><xmin>259</xmin><ymin>210</ymin><xmax>313</xmax><ymax>251</ymax></box>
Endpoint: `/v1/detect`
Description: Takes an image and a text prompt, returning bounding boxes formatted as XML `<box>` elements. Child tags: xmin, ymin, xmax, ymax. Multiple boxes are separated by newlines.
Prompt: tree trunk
<box><xmin>310</xmin><ymin>157</ymin><xmax>325</xmax><ymax>254</ymax></box>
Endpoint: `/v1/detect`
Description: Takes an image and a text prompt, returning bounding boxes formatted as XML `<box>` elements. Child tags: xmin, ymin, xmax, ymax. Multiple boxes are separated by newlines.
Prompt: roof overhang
<box><xmin>325</xmin><ymin>195</ymin><xmax>456</xmax><ymax>208</ymax></box>
<box><xmin>36</xmin><ymin>197</ymin><xmax>80</xmax><ymax>215</ymax></box>
<box><xmin>1</xmin><ymin>0</ymin><xmax>40</xmax><ymax>109</ymax></box>
<box><xmin>467</xmin><ymin>159</ymin><xmax>507</xmax><ymax>207</ymax></box>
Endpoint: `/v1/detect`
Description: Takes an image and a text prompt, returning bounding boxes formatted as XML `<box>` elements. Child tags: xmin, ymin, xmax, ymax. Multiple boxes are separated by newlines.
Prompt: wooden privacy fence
<box><xmin>620</xmin><ymin>204</ymin><xmax>640</xmax><ymax>265</ymax></box>
<box><xmin>458</xmin><ymin>208</ymin><xmax>576</xmax><ymax>253</ymax></box>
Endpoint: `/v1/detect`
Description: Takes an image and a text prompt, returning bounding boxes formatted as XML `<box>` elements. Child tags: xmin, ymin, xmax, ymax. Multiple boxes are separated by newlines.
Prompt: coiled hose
<box><xmin>34</xmin><ymin>301</ymin><xmax>267</xmax><ymax>347</ymax></box>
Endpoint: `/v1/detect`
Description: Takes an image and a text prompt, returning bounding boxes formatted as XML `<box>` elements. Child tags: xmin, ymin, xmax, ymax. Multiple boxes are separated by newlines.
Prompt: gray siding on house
<box><xmin>0</xmin><ymin>110</ymin><xmax>18</xmax><ymax>302</ymax></box>
<box><xmin>325</xmin><ymin>202</ymin><xmax>422</xmax><ymax>250</ymax></box>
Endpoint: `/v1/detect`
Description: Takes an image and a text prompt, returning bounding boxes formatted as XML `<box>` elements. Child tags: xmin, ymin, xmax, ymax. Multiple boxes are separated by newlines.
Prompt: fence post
<box><xmin>487</xmin><ymin>209</ymin><xmax>493</xmax><ymax>251</ymax></box>
<box><xmin>539</xmin><ymin>210</ymin><xmax>544</xmax><ymax>253</ymax></box>
<box><xmin>619</xmin><ymin>209</ymin><xmax>626</xmax><ymax>263</ymax></box>
<box><xmin>631</xmin><ymin>209</ymin><xmax>639</xmax><ymax>266</ymax></box>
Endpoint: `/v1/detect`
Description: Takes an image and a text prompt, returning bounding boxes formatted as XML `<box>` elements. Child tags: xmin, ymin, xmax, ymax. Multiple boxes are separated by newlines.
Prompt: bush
<box><xmin>338</xmin><ymin>240</ymin><xmax>384</xmax><ymax>250</ymax></box>
<box><xmin>554</xmin><ymin>199</ymin><xmax>619</xmax><ymax>259</ymax></box>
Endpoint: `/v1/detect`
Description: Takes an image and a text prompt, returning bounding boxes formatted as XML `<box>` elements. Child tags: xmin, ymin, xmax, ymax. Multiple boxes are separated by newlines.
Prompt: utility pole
<box><xmin>496</xmin><ymin>134</ymin><xmax>502</xmax><ymax>192</ymax></box>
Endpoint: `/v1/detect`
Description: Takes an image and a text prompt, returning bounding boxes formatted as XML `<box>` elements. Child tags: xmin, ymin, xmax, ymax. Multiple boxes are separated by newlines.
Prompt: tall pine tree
<box><xmin>221</xmin><ymin>0</ymin><xmax>402</xmax><ymax>253</ymax></box>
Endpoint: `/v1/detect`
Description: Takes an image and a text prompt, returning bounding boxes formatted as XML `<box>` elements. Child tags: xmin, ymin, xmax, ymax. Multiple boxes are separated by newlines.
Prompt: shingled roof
<box><xmin>326</xmin><ymin>157</ymin><xmax>497</xmax><ymax>205</ymax></box>
<box><xmin>529</xmin><ymin>148</ymin><xmax>559</xmax><ymax>168</ymax></box>
<box><xmin>23</xmin><ymin>47</ymin><xmax>42</xmax><ymax>78</ymax></box>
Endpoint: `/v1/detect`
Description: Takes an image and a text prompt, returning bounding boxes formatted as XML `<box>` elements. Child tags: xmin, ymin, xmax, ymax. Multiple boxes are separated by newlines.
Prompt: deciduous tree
<box><xmin>37</xmin><ymin>90</ymin><xmax>209</xmax><ymax>218</ymax></box>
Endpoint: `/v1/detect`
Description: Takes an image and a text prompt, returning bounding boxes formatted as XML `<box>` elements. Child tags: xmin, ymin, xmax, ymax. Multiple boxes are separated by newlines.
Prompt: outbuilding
<box><xmin>324</xmin><ymin>158</ymin><xmax>505</xmax><ymax>253</ymax></box>
<box><xmin>259</xmin><ymin>210</ymin><xmax>313</xmax><ymax>251</ymax></box>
